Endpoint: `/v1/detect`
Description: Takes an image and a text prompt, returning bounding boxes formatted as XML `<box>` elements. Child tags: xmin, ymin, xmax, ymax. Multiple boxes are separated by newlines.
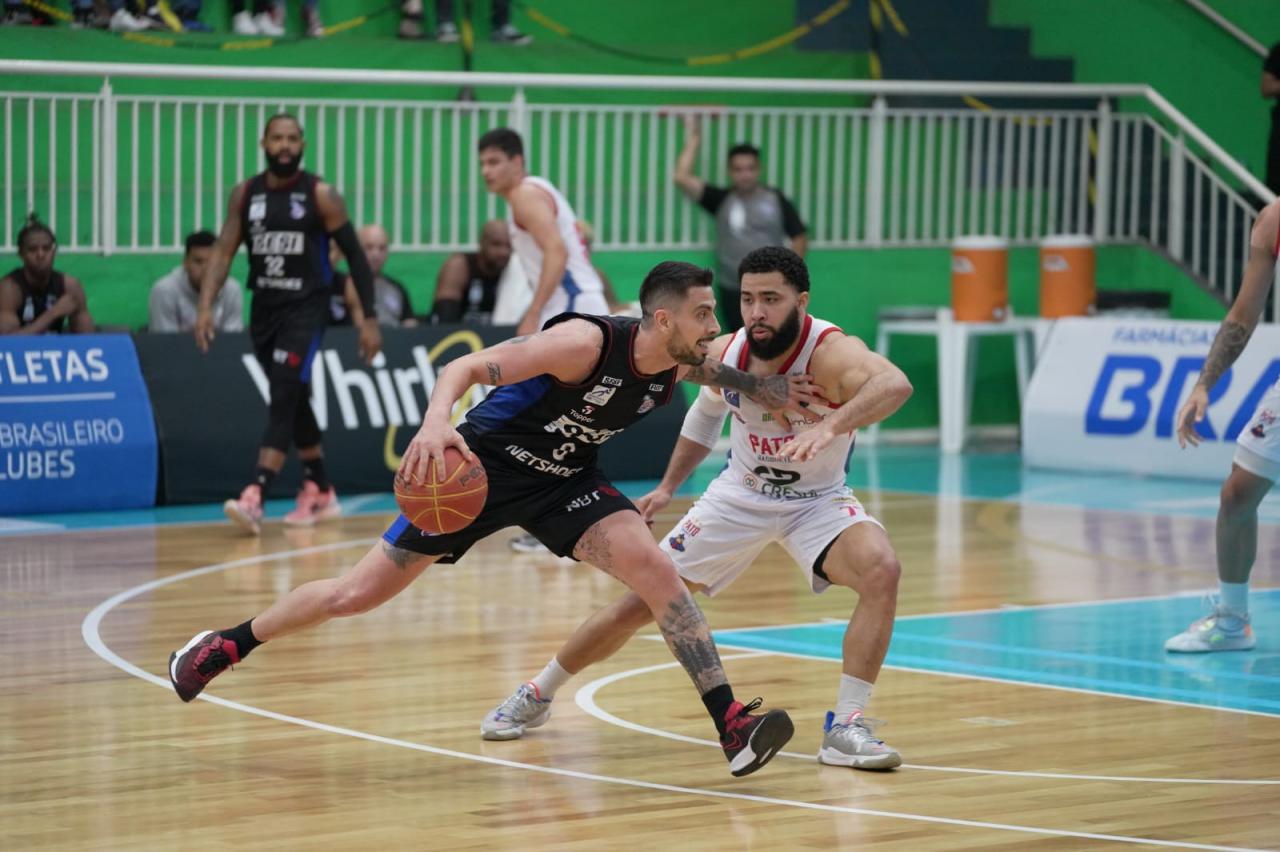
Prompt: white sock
<box><xmin>1219</xmin><ymin>581</ymin><xmax>1249</xmax><ymax>616</ymax></box>
<box><xmin>834</xmin><ymin>673</ymin><xmax>874</xmax><ymax>720</ymax></box>
<box><xmin>529</xmin><ymin>658</ymin><xmax>572</xmax><ymax>700</ymax></box>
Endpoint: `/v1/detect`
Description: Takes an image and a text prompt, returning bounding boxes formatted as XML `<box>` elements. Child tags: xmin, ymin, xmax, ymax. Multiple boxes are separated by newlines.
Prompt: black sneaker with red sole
<box><xmin>721</xmin><ymin>697</ymin><xmax>794</xmax><ymax>777</ymax></box>
<box><xmin>168</xmin><ymin>631</ymin><xmax>240</xmax><ymax>702</ymax></box>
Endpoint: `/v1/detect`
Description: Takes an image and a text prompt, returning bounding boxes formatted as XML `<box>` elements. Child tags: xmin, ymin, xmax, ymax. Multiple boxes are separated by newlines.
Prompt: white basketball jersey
<box><xmin>720</xmin><ymin>315</ymin><xmax>852</xmax><ymax>500</ymax></box>
<box><xmin>509</xmin><ymin>176</ymin><xmax>604</xmax><ymax>307</ymax></box>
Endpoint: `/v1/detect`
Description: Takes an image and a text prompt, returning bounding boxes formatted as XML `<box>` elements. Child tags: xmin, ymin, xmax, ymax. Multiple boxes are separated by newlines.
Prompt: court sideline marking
<box><xmin>78</xmin><ymin>542</ymin><xmax>1271</xmax><ymax>850</ymax></box>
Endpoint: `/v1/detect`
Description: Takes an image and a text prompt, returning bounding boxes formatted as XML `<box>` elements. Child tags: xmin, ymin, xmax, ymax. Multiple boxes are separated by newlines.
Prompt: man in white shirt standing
<box><xmin>477</xmin><ymin>127</ymin><xmax>609</xmax><ymax>338</ymax></box>
<box><xmin>148</xmin><ymin>231</ymin><xmax>244</xmax><ymax>333</ymax></box>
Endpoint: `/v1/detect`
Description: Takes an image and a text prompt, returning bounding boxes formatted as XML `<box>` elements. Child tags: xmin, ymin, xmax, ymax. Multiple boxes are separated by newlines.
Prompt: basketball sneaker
<box><xmin>721</xmin><ymin>698</ymin><xmax>793</xmax><ymax>777</ymax></box>
<box><xmin>1165</xmin><ymin>606</ymin><xmax>1255</xmax><ymax>652</ymax></box>
<box><xmin>818</xmin><ymin>711</ymin><xmax>902</xmax><ymax>769</ymax></box>
<box><xmin>284</xmin><ymin>481</ymin><xmax>342</xmax><ymax>527</ymax></box>
<box><xmin>481</xmin><ymin>683</ymin><xmax>552</xmax><ymax>740</ymax></box>
<box><xmin>224</xmin><ymin>484</ymin><xmax>264</xmax><ymax>535</ymax></box>
<box><xmin>168</xmin><ymin>631</ymin><xmax>241</xmax><ymax>702</ymax></box>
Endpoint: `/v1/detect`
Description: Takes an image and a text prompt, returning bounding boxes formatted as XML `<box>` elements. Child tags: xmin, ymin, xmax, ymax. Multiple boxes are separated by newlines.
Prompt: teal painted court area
<box><xmin>713</xmin><ymin>589</ymin><xmax>1280</xmax><ymax>717</ymax></box>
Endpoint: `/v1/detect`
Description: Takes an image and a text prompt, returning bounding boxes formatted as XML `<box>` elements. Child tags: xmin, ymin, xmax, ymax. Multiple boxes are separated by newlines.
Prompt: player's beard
<box><xmin>266</xmin><ymin>150</ymin><xmax>301</xmax><ymax>178</ymax></box>
<box><xmin>668</xmin><ymin>334</ymin><xmax>714</xmax><ymax>366</ymax></box>
<box><xmin>746</xmin><ymin>306</ymin><xmax>801</xmax><ymax>360</ymax></box>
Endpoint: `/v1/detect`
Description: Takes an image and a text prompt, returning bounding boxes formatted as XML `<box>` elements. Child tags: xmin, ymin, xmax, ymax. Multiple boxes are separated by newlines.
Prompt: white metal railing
<box><xmin>1</xmin><ymin>60</ymin><xmax>1274</xmax><ymax>307</ymax></box>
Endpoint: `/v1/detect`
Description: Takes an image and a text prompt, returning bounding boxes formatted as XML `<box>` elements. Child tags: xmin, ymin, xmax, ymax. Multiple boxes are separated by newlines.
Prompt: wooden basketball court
<box><xmin>4</xmin><ymin>473</ymin><xmax>1279</xmax><ymax>850</ymax></box>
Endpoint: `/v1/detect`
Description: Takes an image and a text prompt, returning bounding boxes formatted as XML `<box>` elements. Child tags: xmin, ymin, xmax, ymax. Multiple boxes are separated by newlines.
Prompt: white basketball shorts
<box><xmin>658</xmin><ymin>475</ymin><xmax>883</xmax><ymax>597</ymax></box>
<box><xmin>1235</xmin><ymin>380</ymin><xmax>1280</xmax><ymax>482</ymax></box>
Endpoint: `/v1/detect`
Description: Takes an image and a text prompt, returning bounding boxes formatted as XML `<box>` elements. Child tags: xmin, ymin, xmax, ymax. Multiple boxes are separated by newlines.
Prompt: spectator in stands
<box><xmin>399</xmin><ymin>0</ymin><xmax>529</xmax><ymax>44</ymax></box>
<box><xmin>231</xmin><ymin>0</ymin><xmax>321</xmax><ymax>37</ymax></box>
<box><xmin>0</xmin><ymin>214</ymin><xmax>94</xmax><ymax>335</ymax></box>
<box><xmin>148</xmin><ymin>231</ymin><xmax>244</xmax><ymax>333</ymax></box>
<box><xmin>429</xmin><ymin>219</ymin><xmax>511</xmax><ymax>324</ymax></box>
<box><xmin>673</xmin><ymin>114</ymin><xmax>807</xmax><ymax>330</ymax></box>
<box><xmin>1263</xmin><ymin>42</ymin><xmax>1280</xmax><ymax>194</ymax></box>
<box><xmin>330</xmin><ymin>224</ymin><xmax>417</xmax><ymax>327</ymax></box>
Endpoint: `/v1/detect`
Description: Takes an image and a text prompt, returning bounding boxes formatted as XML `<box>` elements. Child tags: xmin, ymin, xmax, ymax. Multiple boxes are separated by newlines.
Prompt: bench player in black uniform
<box><xmin>0</xmin><ymin>215</ymin><xmax>95</xmax><ymax>335</ymax></box>
<box><xmin>170</xmin><ymin>261</ymin><xmax>813</xmax><ymax>778</ymax></box>
<box><xmin>193</xmin><ymin>114</ymin><xmax>382</xmax><ymax>534</ymax></box>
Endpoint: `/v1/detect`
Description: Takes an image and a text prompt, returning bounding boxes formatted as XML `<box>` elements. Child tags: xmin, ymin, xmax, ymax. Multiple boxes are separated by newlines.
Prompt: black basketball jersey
<box><xmin>239</xmin><ymin>171</ymin><xmax>330</xmax><ymax>309</ymax></box>
<box><xmin>461</xmin><ymin>313</ymin><xmax>678</xmax><ymax>478</ymax></box>
<box><xmin>5</xmin><ymin>267</ymin><xmax>67</xmax><ymax>333</ymax></box>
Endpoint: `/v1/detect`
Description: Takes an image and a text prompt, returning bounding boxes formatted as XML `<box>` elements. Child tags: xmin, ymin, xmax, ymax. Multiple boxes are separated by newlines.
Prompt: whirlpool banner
<box><xmin>1022</xmin><ymin>318</ymin><xmax>1280</xmax><ymax>480</ymax></box>
<box><xmin>0</xmin><ymin>335</ymin><xmax>158</xmax><ymax>512</ymax></box>
<box><xmin>135</xmin><ymin>326</ymin><xmax>687</xmax><ymax>504</ymax></box>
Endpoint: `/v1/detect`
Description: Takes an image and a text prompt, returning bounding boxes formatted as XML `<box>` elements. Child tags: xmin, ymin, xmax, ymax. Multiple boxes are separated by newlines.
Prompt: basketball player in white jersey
<box><xmin>477</xmin><ymin>127</ymin><xmax>610</xmax><ymax>339</ymax></box>
<box><xmin>481</xmin><ymin>247</ymin><xmax>914</xmax><ymax>769</ymax></box>
<box><xmin>1168</xmin><ymin>197</ymin><xmax>1280</xmax><ymax>652</ymax></box>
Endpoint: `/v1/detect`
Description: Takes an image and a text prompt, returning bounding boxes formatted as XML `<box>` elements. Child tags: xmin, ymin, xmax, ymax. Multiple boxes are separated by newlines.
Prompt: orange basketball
<box><xmin>394</xmin><ymin>448</ymin><xmax>488</xmax><ymax>534</ymax></box>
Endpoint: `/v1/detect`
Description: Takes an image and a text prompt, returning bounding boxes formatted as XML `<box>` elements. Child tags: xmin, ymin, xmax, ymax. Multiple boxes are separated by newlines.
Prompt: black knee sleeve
<box><xmin>261</xmin><ymin>377</ymin><xmax>306</xmax><ymax>452</ymax></box>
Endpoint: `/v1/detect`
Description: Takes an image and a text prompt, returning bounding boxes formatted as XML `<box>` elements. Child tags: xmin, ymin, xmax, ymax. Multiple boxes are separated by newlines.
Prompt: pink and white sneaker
<box><xmin>283</xmin><ymin>480</ymin><xmax>342</xmax><ymax>527</ymax></box>
<box><xmin>224</xmin><ymin>484</ymin><xmax>264</xmax><ymax>535</ymax></box>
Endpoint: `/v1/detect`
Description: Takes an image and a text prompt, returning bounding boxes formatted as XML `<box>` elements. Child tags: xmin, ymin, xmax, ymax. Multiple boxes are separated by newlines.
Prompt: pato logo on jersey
<box><xmin>724</xmin><ymin>390</ymin><xmax>741</xmax><ymax>408</ymax></box>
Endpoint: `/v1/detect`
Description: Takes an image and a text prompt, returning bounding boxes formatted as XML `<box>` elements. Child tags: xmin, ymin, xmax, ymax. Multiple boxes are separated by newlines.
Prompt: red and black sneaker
<box><xmin>720</xmin><ymin>697</ymin><xmax>794</xmax><ymax>777</ymax></box>
<box><xmin>168</xmin><ymin>631</ymin><xmax>241</xmax><ymax>703</ymax></box>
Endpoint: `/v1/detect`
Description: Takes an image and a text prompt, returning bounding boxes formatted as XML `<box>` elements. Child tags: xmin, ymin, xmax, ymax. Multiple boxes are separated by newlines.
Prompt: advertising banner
<box><xmin>135</xmin><ymin>326</ymin><xmax>686</xmax><ymax>504</ymax></box>
<box><xmin>1022</xmin><ymin>318</ymin><xmax>1280</xmax><ymax>480</ymax></box>
<box><xmin>0</xmin><ymin>335</ymin><xmax>158</xmax><ymax>513</ymax></box>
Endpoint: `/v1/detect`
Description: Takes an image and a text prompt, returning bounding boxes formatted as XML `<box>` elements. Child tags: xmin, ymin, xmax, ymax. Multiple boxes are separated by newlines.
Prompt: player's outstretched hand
<box><xmin>635</xmin><ymin>486</ymin><xmax>673</xmax><ymax>526</ymax></box>
<box><xmin>400</xmin><ymin>419</ymin><xmax>475</xmax><ymax>484</ymax></box>
<box><xmin>1176</xmin><ymin>385</ymin><xmax>1210</xmax><ymax>449</ymax></box>
<box><xmin>358</xmin><ymin>318</ymin><xmax>383</xmax><ymax>365</ymax></box>
<box><xmin>780</xmin><ymin>426</ymin><xmax>834</xmax><ymax>463</ymax></box>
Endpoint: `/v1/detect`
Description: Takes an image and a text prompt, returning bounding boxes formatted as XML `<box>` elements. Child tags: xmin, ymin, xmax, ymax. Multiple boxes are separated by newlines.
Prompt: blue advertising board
<box><xmin>0</xmin><ymin>335</ymin><xmax>158</xmax><ymax>512</ymax></box>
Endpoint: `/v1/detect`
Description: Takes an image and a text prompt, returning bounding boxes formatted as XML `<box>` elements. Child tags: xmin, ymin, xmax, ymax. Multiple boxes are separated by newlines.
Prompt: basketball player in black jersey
<box><xmin>193</xmin><ymin>114</ymin><xmax>382</xmax><ymax>534</ymax></box>
<box><xmin>170</xmin><ymin>261</ymin><xmax>815</xmax><ymax>778</ymax></box>
<box><xmin>0</xmin><ymin>215</ymin><xmax>95</xmax><ymax>335</ymax></box>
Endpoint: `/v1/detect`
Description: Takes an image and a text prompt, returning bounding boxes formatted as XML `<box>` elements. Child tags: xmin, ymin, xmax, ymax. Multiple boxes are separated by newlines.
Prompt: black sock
<box><xmin>218</xmin><ymin>619</ymin><xmax>262</xmax><ymax>659</ymax></box>
<box><xmin>254</xmin><ymin>466</ymin><xmax>277</xmax><ymax>495</ymax></box>
<box><xmin>301</xmin><ymin>456</ymin><xmax>329</xmax><ymax>491</ymax></box>
<box><xmin>702</xmin><ymin>683</ymin><xmax>736</xmax><ymax>736</ymax></box>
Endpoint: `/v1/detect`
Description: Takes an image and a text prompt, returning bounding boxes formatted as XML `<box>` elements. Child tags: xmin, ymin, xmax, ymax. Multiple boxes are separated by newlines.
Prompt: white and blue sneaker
<box><xmin>1165</xmin><ymin>606</ymin><xmax>1255</xmax><ymax>652</ymax></box>
<box><xmin>481</xmin><ymin>683</ymin><xmax>552</xmax><ymax>740</ymax></box>
<box><xmin>817</xmin><ymin>711</ymin><xmax>902</xmax><ymax>770</ymax></box>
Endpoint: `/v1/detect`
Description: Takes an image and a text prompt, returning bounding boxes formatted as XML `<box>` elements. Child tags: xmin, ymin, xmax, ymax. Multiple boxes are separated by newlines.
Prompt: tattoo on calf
<box><xmin>657</xmin><ymin>592</ymin><xmax>727</xmax><ymax>693</ymax></box>
<box><xmin>486</xmin><ymin>361</ymin><xmax>502</xmax><ymax>385</ymax></box>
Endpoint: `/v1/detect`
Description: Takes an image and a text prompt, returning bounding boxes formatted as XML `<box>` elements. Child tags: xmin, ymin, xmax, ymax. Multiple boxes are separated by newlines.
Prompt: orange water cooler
<box><xmin>950</xmin><ymin>236</ymin><xmax>1008</xmax><ymax>322</ymax></box>
<box><xmin>1038</xmin><ymin>235</ymin><xmax>1096</xmax><ymax>318</ymax></box>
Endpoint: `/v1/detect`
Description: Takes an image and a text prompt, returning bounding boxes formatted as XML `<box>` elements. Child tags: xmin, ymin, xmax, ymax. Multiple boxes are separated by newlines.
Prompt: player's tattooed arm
<box><xmin>683</xmin><ymin>358</ymin><xmax>802</xmax><ymax>410</ymax></box>
<box><xmin>1197</xmin><ymin>320</ymin><xmax>1252</xmax><ymax>391</ymax></box>
<box><xmin>486</xmin><ymin>361</ymin><xmax>502</xmax><ymax>384</ymax></box>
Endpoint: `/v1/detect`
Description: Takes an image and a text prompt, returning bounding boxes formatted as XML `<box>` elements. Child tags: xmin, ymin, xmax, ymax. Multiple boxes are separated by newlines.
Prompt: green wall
<box><xmin>0</xmin><ymin>1</ymin><xmax>866</xmax><ymax>105</ymax></box>
<box><xmin>990</xmin><ymin>0</ymin><xmax>1278</xmax><ymax>183</ymax></box>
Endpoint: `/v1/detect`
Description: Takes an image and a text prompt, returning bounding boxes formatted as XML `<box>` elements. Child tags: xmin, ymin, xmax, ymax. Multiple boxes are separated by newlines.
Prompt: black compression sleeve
<box><xmin>330</xmin><ymin>222</ymin><xmax>375</xmax><ymax>317</ymax></box>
